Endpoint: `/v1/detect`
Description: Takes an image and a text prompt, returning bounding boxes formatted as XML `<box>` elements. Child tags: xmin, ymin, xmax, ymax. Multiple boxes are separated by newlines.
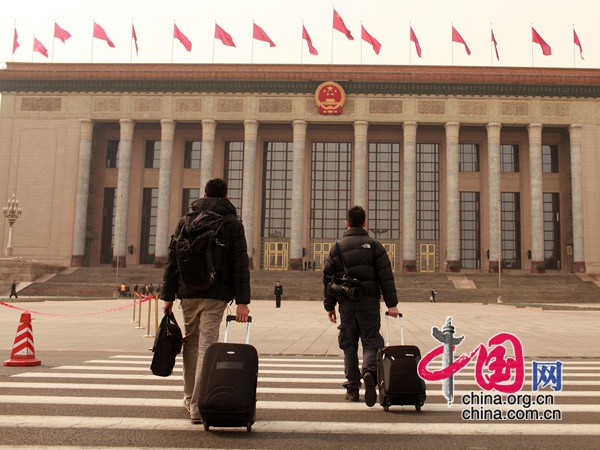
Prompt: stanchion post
<box><xmin>135</xmin><ymin>294</ymin><xmax>144</xmax><ymax>329</ymax></box>
<box><xmin>131</xmin><ymin>292</ymin><xmax>138</xmax><ymax>323</ymax></box>
<box><xmin>143</xmin><ymin>294</ymin><xmax>153</xmax><ymax>338</ymax></box>
<box><xmin>154</xmin><ymin>294</ymin><xmax>159</xmax><ymax>335</ymax></box>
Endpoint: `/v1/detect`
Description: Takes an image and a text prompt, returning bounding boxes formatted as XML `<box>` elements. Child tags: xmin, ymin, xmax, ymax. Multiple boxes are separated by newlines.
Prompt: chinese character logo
<box><xmin>532</xmin><ymin>361</ymin><xmax>563</xmax><ymax>392</ymax></box>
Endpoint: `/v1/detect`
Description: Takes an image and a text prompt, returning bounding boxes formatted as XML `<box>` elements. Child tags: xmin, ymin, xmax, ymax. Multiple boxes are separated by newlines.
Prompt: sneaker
<box><xmin>183</xmin><ymin>398</ymin><xmax>191</xmax><ymax>413</ymax></box>
<box><xmin>345</xmin><ymin>389</ymin><xmax>360</xmax><ymax>402</ymax></box>
<box><xmin>190</xmin><ymin>411</ymin><xmax>202</xmax><ymax>424</ymax></box>
<box><xmin>363</xmin><ymin>372</ymin><xmax>377</xmax><ymax>407</ymax></box>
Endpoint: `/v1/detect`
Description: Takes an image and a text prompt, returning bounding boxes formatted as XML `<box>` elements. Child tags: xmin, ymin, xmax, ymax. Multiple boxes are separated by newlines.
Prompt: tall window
<box><xmin>99</xmin><ymin>187</ymin><xmax>116</xmax><ymax>264</ymax></box>
<box><xmin>500</xmin><ymin>144</ymin><xmax>520</xmax><ymax>172</ymax></box>
<box><xmin>106</xmin><ymin>140</ymin><xmax>119</xmax><ymax>168</ymax></box>
<box><xmin>460</xmin><ymin>192</ymin><xmax>480</xmax><ymax>269</ymax></box>
<box><xmin>181</xmin><ymin>188</ymin><xmax>201</xmax><ymax>216</ymax></box>
<box><xmin>184</xmin><ymin>141</ymin><xmax>201</xmax><ymax>169</ymax></box>
<box><xmin>311</xmin><ymin>142</ymin><xmax>351</xmax><ymax>239</ymax></box>
<box><xmin>139</xmin><ymin>188</ymin><xmax>158</xmax><ymax>264</ymax></box>
<box><xmin>144</xmin><ymin>140</ymin><xmax>161</xmax><ymax>168</ymax></box>
<box><xmin>542</xmin><ymin>145</ymin><xmax>559</xmax><ymax>173</ymax></box>
<box><xmin>543</xmin><ymin>192</ymin><xmax>561</xmax><ymax>269</ymax></box>
<box><xmin>416</xmin><ymin>144</ymin><xmax>439</xmax><ymax>241</ymax></box>
<box><xmin>368</xmin><ymin>143</ymin><xmax>400</xmax><ymax>240</ymax></box>
<box><xmin>459</xmin><ymin>144</ymin><xmax>480</xmax><ymax>172</ymax></box>
<box><xmin>501</xmin><ymin>192</ymin><xmax>521</xmax><ymax>269</ymax></box>
<box><xmin>225</xmin><ymin>141</ymin><xmax>244</xmax><ymax>212</ymax></box>
<box><xmin>262</xmin><ymin>142</ymin><xmax>293</xmax><ymax>238</ymax></box>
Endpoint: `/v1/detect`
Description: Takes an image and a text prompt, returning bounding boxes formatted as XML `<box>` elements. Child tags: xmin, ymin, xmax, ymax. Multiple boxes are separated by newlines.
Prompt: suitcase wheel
<box><xmin>247</xmin><ymin>421</ymin><xmax>252</xmax><ymax>432</ymax></box>
<box><xmin>203</xmin><ymin>422</ymin><xmax>210</xmax><ymax>432</ymax></box>
<box><xmin>383</xmin><ymin>398</ymin><xmax>391</xmax><ymax>412</ymax></box>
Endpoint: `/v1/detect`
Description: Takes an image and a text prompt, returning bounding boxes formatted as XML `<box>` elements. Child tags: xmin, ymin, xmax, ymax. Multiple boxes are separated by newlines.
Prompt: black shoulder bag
<box><xmin>151</xmin><ymin>312</ymin><xmax>183</xmax><ymax>377</ymax></box>
<box><xmin>326</xmin><ymin>241</ymin><xmax>363</xmax><ymax>300</ymax></box>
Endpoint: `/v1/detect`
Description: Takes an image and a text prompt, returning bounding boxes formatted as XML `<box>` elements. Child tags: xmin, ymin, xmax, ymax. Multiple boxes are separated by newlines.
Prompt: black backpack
<box><xmin>174</xmin><ymin>210</ymin><xmax>234</xmax><ymax>290</ymax></box>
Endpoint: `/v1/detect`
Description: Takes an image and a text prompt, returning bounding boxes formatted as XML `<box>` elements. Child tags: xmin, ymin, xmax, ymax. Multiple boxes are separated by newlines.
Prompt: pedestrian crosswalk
<box><xmin>1</xmin><ymin>354</ymin><xmax>600</xmax><ymax>448</ymax></box>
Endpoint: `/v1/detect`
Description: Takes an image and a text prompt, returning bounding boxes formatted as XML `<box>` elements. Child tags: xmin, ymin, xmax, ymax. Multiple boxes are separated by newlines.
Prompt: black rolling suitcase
<box><xmin>198</xmin><ymin>315</ymin><xmax>258</xmax><ymax>432</ymax></box>
<box><xmin>377</xmin><ymin>312</ymin><xmax>426</xmax><ymax>412</ymax></box>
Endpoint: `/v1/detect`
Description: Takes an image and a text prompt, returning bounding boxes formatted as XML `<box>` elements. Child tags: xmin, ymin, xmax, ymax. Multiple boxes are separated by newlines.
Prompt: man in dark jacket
<box><xmin>323</xmin><ymin>205</ymin><xmax>398</xmax><ymax>407</ymax></box>
<box><xmin>161</xmin><ymin>178</ymin><xmax>250</xmax><ymax>424</ymax></box>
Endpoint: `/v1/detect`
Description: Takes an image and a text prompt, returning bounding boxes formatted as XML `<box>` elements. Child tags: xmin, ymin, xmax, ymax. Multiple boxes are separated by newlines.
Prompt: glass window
<box><xmin>501</xmin><ymin>192</ymin><xmax>521</xmax><ymax>269</ymax></box>
<box><xmin>224</xmin><ymin>141</ymin><xmax>244</xmax><ymax>212</ymax></box>
<box><xmin>100</xmin><ymin>187</ymin><xmax>116</xmax><ymax>263</ymax></box>
<box><xmin>368</xmin><ymin>143</ymin><xmax>400</xmax><ymax>240</ymax></box>
<box><xmin>543</xmin><ymin>192</ymin><xmax>561</xmax><ymax>269</ymax></box>
<box><xmin>144</xmin><ymin>140</ymin><xmax>161</xmax><ymax>168</ymax></box>
<box><xmin>263</xmin><ymin>142</ymin><xmax>293</xmax><ymax>238</ymax></box>
<box><xmin>500</xmin><ymin>144</ymin><xmax>520</xmax><ymax>173</ymax></box>
<box><xmin>311</xmin><ymin>142</ymin><xmax>351</xmax><ymax>239</ymax></box>
<box><xmin>542</xmin><ymin>145</ymin><xmax>559</xmax><ymax>173</ymax></box>
<box><xmin>460</xmin><ymin>192</ymin><xmax>480</xmax><ymax>269</ymax></box>
<box><xmin>460</xmin><ymin>144</ymin><xmax>480</xmax><ymax>172</ymax></box>
<box><xmin>181</xmin><ymin>188</ymin><xmax>201</xmax><ymax>216</ymax></box>
<box><xmin>139</xmin><ymin>188</ymin><xmax>158</xmax><ymax>264</ymax></box>
<box><xmin>417</xmin><ymin>144</ymin><xmax>439</xmax><ymax>241</ymax></box>
<box><xmin>106</xmin><ymin>140</ymin><xmax>119</xmax><ymax>168</ymax></box>
<box><xmin>184</xmin><ymin>141</ymin><xmax>201</xmax><ymax>169</ymax></box>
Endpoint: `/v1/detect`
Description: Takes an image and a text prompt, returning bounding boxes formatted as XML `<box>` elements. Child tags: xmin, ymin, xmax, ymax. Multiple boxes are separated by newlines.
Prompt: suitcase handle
<box><xmin>384</xmin><ymin>311</ymin><xmax>404</xmax><ymax>346</ymax></box>
<box><xmin>224</xmin><ymin>315</ymin><xmax>252</xmax><ymax>344</ymax></box>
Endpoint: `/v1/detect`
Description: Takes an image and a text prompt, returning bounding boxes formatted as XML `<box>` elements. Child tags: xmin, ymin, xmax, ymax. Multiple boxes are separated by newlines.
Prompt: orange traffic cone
<box><xmin>3</xmin><ymin>311</ymin><xmax>41</xmax><ymax>366</ymax></box>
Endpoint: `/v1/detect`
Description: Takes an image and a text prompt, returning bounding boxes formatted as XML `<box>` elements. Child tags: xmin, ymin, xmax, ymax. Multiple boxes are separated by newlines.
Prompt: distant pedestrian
<box><xmin>430</xmin><ymin>288</ymin><xmax>437</xmax><ymax>303</ymax></box>
<box><xmin>9</xmin><ymin>281</ymin><xmax>18</xmax><ymax>299</ymax></box>
<box><xmin>274</xmin><ymin>281</ymin><xmax>283</xmax><ymax>308</ymax></box>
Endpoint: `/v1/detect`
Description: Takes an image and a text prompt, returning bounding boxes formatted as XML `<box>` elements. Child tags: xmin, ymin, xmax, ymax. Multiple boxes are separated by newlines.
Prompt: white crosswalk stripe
<box><xmin>1</xmin><ymin>353</ymin><xmax>600</xmax><ymax>445</ymax></box>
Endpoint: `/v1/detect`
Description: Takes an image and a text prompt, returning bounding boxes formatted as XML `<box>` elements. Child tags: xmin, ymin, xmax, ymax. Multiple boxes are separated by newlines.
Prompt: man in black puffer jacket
<box><xmin>161</xmin><ymin>178</ymin><xmax>250</xmax><ymax>424</ymax></box>
<box><xmin>323</xmin><ymin>205</ymin><xmax>398</xmax><ymax>407</ymax></box>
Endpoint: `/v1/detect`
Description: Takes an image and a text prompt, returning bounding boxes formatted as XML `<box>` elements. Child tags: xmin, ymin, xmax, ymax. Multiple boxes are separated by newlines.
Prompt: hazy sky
<box><xmin>1</xmin><ymin>0</ymin><xmax>598</xmax><ymax>68</ymax></box>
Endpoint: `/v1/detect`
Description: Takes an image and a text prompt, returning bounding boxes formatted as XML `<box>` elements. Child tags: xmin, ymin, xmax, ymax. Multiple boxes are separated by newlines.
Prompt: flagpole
<box><xmin>450</xmin><ymin>22</ymin><xmax>454</xmax><ymax>66</ymax></box>
<box><xmin>531</xmin><ymin>23</ymin><xmax>534</xmax><ymax>68</ymax></box>
<box><xmin>12</xmin><ymin>20</ymin><xmax>16</xmax><ymax>62</ymax></box>
<box><xmin>171</xmin><ymin>20</ymin><xmax>175</xmax><ymax>64</ymax></box>
<box><xmin>212</xmin><ymin>21</ymin><xmax>216</xmax><ymax>63</ymax></box>
<box><xmin>31</xmin><ymin>36</ymin><xmax>34</xmax><ymax>63</ymax></box>
<box><xmin>51</xmin><ymin>21</ymin><xmax>56</xmax><ymax>63</ymax></box>
<box><xmin>330</xmin><ymin>6</ymin><xmax>334</xmax><ymax>64</ymax></box>
<box><xmin>360</xmin><ymin>22</ymin><xmax>363</xmax><ymax>65</ymax></box>
<box><xmin>408</xmin><ymin>22</ymin><xmax>412</xmax><ymax>65</ymax></box>
<box><xmin>490</xmin><ymin>23</ymin><xmax>493</xmax><ymax>66</ymax></box>
<box><xmin>91</xmin><ymin>20</ymin><xmax>95</xmax><ymax>63</ymax></box>
<box><xmin>251</xmin><ymin>20</ymin><xmax>255</xmax><ymax>64</ymax></box>
<box><xmin>300</xmin><ymin>21</ymin><xmax>304</xmax><ymax>65</ymax></box>
<box><xmin>573</xmin><ymin>25</ymin><xmax>576</xmax><ymax>68</ymax></box>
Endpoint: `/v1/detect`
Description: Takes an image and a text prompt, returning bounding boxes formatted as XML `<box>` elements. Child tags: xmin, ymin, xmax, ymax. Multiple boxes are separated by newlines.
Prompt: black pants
<box><xmin>275</xmin><ymin>295</ymin><xmax>281</xmax><ymax>307</ymax></box>
<box><xmin>337</xmin><ymin>305</ymin><xmax>384</xmax><ymax>391</ymax></box>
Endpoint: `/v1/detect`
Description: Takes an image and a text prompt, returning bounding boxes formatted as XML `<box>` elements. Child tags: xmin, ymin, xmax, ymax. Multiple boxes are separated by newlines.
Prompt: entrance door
<box><xmin>312</xmin><ymin>242</ymin><xmax>334</xmax><ymax>270</ymax></box>
<box><xmin>263</xmin><ymin>241</ymin><xmax>288</xmax><ymax>270</ymax></box>
<box><xmin>419</xmin><ymin>243</ymin><xmax>436</xmax><ymax>272</ymax></box>
<box><xmin>382</xmin><ymin>243</ymin><xmax>397</xmax><ymax>272</ymax></box>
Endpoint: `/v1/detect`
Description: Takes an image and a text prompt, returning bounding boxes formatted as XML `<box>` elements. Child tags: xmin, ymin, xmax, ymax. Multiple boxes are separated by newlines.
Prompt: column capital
<box><xmin>353</xmin><ymin>120</ymin><xmax>369</xmax><ymax>140</ymax></box>
<box><xmin>527</xmin><ymin>123</ymin><xmax>543</xmax><ymax>143</ymax></box>
<box><xmin>486</xmin><ymin>122</ymin><xmax>502</xmax><ymax>142</ymax></box>
<box><xmin>292</xmin><ymin>120</ymin><xmax>307</xmax><ymax>138</ymax></box>
<box><xmin>160</xmin><ymin>119</ymin><xmax>176</xmax><ymax>138</ymax></box>
<box><xmin>444</xmin><ymin>122</ymin><xmax>460</xmax><ymax>141</ymax></box>
<box><xmin>402</xmin><ymin>121</ymin><xmax>418</xmax><ymax>139</ymax></box>
<box><xmin>201</xmin><ymin>119</ymin><xmax>217</xmax><ymax>139</ymax></box>
<box><xmin>244</xmin><ymin>119</ymin><xmax>259</xmax><ymax>138</ymax></box>
<box><xmin>569</xmin><ymin>124</ymin><xmax>582</xmax><ymax>143</ymax></box>
<box><xmin>119</xmin><ymin>119</ymin><xmax>135</xmax><ymax>141</ymax></box>
<box><xmin>79</xmin><ymin>119</ymin><xmax>94</xmax><ymax>139</ymax></box>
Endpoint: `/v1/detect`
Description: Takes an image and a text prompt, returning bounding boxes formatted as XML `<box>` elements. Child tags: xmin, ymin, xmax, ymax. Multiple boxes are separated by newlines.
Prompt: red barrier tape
<box><xmin>0</xmin><ymin>295</ymin><xmax>154</xmax><ymax>317</ymax></box>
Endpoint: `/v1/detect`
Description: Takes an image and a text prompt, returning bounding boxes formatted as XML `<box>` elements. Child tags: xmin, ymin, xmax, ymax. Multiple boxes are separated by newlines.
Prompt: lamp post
<box><xmin>3</xmin><ymin>194</ymin><xmax>22</xmax><ymax>258</ymax></box>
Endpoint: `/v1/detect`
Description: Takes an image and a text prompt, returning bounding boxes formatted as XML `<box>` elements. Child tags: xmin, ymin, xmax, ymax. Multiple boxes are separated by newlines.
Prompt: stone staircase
<box><xmin>13</xmin><ymin>265</ymin><xmax>600</xmax><ymax>304</ymax></box>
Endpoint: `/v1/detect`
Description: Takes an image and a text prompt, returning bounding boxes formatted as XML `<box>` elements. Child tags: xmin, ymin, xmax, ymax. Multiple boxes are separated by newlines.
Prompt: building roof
<box><xmin>1</xmin><ymin>63</ymin><xmax>600</xmax><ymax>98</ymax></box>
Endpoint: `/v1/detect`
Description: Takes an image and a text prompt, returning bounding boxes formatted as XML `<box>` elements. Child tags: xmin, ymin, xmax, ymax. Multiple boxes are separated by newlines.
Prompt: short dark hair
<box><xmin>347</xmin><ymin>206</ymin><xmax>366</xmax><ymax>228</ymax></box>
<box><xmin>204</xmin><ymin>178</ymin><xmax>228</xmax><ymax>198</ymax></box>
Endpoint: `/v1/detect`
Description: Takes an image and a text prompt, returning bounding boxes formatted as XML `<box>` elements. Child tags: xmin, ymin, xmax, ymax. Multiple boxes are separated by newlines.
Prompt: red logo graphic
<box><xmin>315</xmin><ymin>81</ymin><xmax>346</xmax><ymax>115</ymax></box>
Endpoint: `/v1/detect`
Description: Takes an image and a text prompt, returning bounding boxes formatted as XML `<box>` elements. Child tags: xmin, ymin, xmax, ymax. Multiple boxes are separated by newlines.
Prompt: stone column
<box><xmin>242</xmin><ymin>119</ymin><xmax>259</xmax><ymax>269</ymax></box>
<box><xmin>200</xmin><ymin>119</ymin><xmax>217</xmax><ymax>190</ymax></box>
<box><xmin>402</xmin><ymin>121</ymin><xmax>418</xmax><ymax>271</ymax></box>
<box><xmin>528</xmin><ymin>123</ymin><xmax>544</xmax><ymax>272</ymax></box>
<box><xmin>445</xmin><ymin>122</ymin><xmax>461</xmax><ymax>271</ymax></box>
<box><xmin>569</xmin><ymin>124</ymin><xmax>586</xmax><ymax>273</ymax></box>
<box><xmin>154</xmin><ymin>119</ymin><xmax>176</xmax><ymax>263</ymax></box>
<box><xmin>353</xmin><ymin>121</ymin><xmax>369</xmax><ymax>209</ymax></box>
<box><xmin>486</xmin><ymin>123</ymin><xmax>502</xmax><ymax>272</ymax></box>
<box><xmin>289</xmin><ymin>120</ymin><xmax>307</xmax><ymax>270</ymax></box>
<box><xmin>71</xmin><ymin>119</ymin><xmax>94</xmax><ymax>266</ymax></box>
<box><xmin>114</xmin><ymin>119</ymin><xmax>135</xmax><ymax>268</ymax></box>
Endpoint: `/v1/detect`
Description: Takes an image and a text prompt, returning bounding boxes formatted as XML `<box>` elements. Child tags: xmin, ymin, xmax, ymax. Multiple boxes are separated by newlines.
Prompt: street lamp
<box><xmin>3</xmin><ymin>194</ymin><xmax>22</xmax><ymax>258</ymax></box>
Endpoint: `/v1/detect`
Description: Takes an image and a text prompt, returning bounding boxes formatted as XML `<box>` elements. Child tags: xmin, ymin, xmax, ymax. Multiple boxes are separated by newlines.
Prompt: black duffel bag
<box><xmin>151</xmin><ymin>312</ymin><xmax>183</xmax><ymax>377</ymax></box>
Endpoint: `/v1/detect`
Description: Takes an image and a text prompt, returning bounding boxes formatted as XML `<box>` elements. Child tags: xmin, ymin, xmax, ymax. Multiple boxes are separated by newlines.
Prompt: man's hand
<box><xmin>387</xmin><ymin>306</ymin><xmax>399</xmax><ymax>318</ymax></box>
<box><xmin>327</xmin><ymin>309</ymin><xmax>337</xmax><ymax>324</ymax></box>
<box><xmin>236</xmin><ymin>304</ymin><xmax>250</xmax><ymax>323</ymax></box>
<box><xmin>162</xmin><ymin>300</ymin><xmax>173</xmax><ymax>314</ymax></box>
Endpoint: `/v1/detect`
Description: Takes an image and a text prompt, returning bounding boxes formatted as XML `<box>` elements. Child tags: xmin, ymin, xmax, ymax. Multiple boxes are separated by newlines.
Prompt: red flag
<box><xmin>132</xmin><ymin>24</ymin><xmax>139</xmax><ymax>56</ymax></box>
<box><xmin>491</xmin><ymin>29</ymin><xmax>499</xmax><ymax>61</ymax></box>
<box><xmin>302</xmin><ymin>25</ymin><xmax>318</xmax><ymax>55</ymax></box>
<box><xmin>361</xmin><ymin>25</ymin><xmax>381</xmax><ymax>55</ymax></box>
<box><xmin>54</xmin><ymin>22</ymin><xmax>71</xmax><ymax>43</ymax></box>
<box><xmin>573</xmin><ymin>28</ymin><xmax>584</xmax><ymax>59</ymax></box>
<box><xmin>215</xmin><ymin>23</ymin><xmax>236</xmax><ymax>47</ymax></box>
<box><xmin>93</xmin><ymin>22</ymin><xmax>115</xmax><ymax>48</ymax></box>
<box><xmin>13</xmin><ymin>29</ymin><xmax>19</xmax><ymax>55</ymax></box>
<box><xmin>173</xmin><ymin>24</ymin><xmax>192</xmax><ymax>51</ymax></box>
<box><xmin>532</xmin><ymin>27</ymin><xmax>551</xmax><ymax>56</ymax></box>
<box><xmin>333</xmin><ymin>9</ymin><xmax>353</xmax><ymax>40</ymax></box>
<box><xmin>33</xmin><ymin>36</ymin><xmax>48</xmax><ymax>58</ymax></box>
<box><xmin>452</xmin><ymin>26</ymin><xmax>471</xmax><ymax>55</ymax></box>
<box><xmin>409</xmin><ymin>26</ymin><xmax>422</xmax><ymax>58</ymax></box>
<box><xmin>253</xmin><ymin>23</ymin><xmax>276</xmax><ymax>47</ymax></box>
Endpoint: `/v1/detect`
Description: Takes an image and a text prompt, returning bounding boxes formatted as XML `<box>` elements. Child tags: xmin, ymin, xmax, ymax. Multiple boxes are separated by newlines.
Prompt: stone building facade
<box><xmin>1</xmin><ymin>63</ymin><xmax>599</xmax><ymax>273</ymax></box>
